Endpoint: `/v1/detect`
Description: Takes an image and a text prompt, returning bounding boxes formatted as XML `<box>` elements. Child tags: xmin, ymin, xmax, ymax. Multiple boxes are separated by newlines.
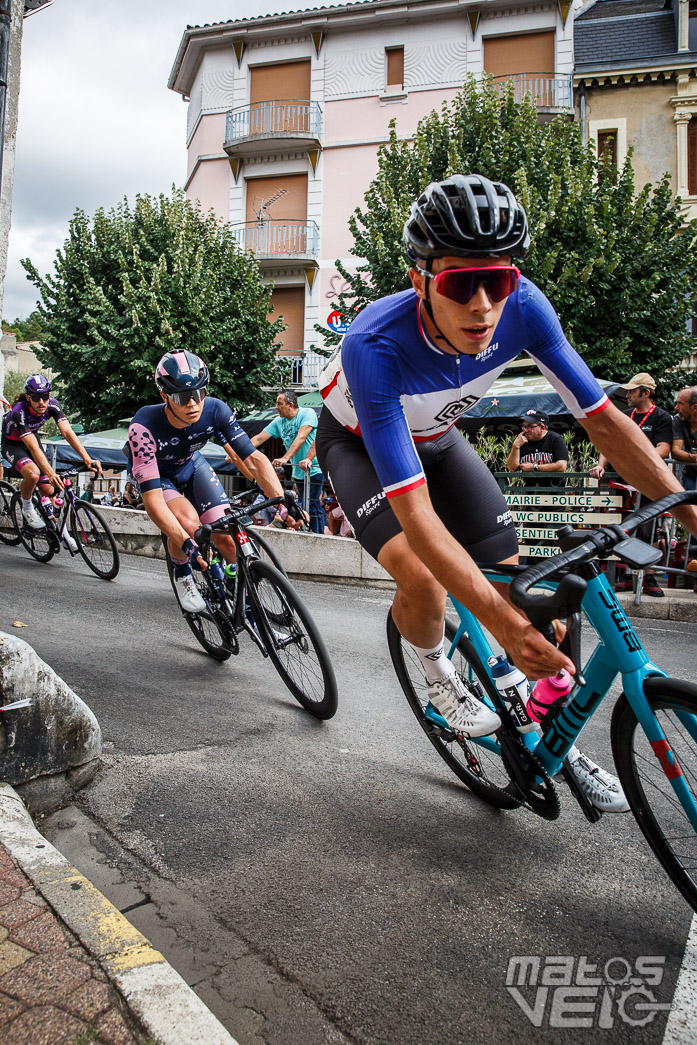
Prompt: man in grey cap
<box><xmin>590</xmin><ymin>372</ymin><xmax>673</xmax><ymax>596</ymax></box>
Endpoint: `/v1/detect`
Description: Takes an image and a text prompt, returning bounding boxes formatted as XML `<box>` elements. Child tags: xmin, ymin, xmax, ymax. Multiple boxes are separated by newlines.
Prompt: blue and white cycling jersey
<box><xmin>318</xmin><ymin>277</ymin><xmax>609</xmax><ymax>498</ymax></box>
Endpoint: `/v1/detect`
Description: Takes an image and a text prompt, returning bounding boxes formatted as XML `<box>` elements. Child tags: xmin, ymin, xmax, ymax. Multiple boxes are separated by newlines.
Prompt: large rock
<box><xmin>0</xmin><ymin>632</ymin><xmax>102</xmax><ymax>811</ymax></box>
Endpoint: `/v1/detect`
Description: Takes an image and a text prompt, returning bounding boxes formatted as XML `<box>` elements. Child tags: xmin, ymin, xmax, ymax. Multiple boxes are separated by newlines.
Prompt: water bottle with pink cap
<box><xmin>528</xmin><ymin>669</ymin><xmax>574</xmax><ymax>724</ymax></box>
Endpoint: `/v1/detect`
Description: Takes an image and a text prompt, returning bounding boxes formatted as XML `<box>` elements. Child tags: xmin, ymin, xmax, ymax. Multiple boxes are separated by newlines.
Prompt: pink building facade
<box><xmin>169</xmin><ymin>0</ymin><xmax>574</xmax><ymax>387</ymax></box>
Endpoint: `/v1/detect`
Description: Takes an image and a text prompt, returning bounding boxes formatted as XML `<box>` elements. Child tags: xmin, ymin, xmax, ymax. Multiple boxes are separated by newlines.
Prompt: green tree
<box><xmin>328</xmin><ymin>77</ymin><xmax>697</xmax><ymax>398</ymax></box>
<box><xmin>2</xmin><ymin>310</ymin><xmax>45</xmax><ymax>342</ymax></box>
<box><xmin>22</xmin><ymin>189</ymin><xmax>288</xmax><ymax>430</ymax></box>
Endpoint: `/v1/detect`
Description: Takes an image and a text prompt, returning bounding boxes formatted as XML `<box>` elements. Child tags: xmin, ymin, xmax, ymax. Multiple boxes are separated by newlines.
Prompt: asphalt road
<box><xmin>2</xmin><ymin>542</ymin><xmax>697</xmax><ymax>1045</ymax></box>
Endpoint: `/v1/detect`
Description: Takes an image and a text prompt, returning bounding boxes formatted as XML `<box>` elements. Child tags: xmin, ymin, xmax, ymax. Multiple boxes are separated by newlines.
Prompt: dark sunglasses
<box><xmin>28</xmin><ymin>393</ymin><xmax>51</xmax><ymax>403</ymax></box>
<box><xmin>418</xmin><ymin>265</ymin><xmax>520</xmax><ymax>305</ymax></box>
<box><xmin>167</xmin><ymin>388</ymin><xmax>206</xmax><ymax>406</ymax></box>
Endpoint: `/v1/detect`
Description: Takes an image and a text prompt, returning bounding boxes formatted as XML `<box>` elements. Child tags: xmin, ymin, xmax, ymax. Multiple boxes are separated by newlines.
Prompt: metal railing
<box><xmin>231</xmin><ymin>220</ymin><xmax>319</xmax><ymax>259</ymax></box>
<box><xmin>490</xmin><ymin>73</ymin><xmax>573</xmax><ymax>111</ymax></box>
<box><xmin>225</xmin><ymin>100</ymin><xmax>323</xmax><ymax>144</ymax></box>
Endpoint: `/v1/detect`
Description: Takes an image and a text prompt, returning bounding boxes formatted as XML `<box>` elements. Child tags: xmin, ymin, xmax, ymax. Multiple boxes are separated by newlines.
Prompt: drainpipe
<box><xmin>579</xmin><ymin>82</ymin><xmax>586</xmax><ymax>146</ymax></box>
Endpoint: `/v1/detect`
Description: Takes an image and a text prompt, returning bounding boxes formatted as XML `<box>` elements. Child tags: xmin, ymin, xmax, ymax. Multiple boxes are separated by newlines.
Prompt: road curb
<box><xmin>0</xmin><ymin>782</ymin><xmax>239</xmax><ymax>1045</ymax></box>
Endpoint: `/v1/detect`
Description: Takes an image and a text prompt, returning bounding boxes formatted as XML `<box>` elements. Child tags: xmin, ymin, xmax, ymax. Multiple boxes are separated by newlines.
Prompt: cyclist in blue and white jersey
<box><xmin>129</xmin><ymin>351</ymin><xmax>295</xmax><ymax>614</ymax></box>
<box><xmin>316</xmin><ymin>174</ymin><xmax>697</xmax><ymax>811</ymax></box>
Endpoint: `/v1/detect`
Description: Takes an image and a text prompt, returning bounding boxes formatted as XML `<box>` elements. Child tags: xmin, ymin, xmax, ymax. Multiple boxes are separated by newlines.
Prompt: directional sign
<box><xmin>327</xmin><ymin>310</ymin><xmax>350</xmax><ymax>334</ymax></box>
<box><xmin>512</xmin><ymin>512</ymin><xmax>619</xmax><ymax>525</ymax></box>
<box><xmin>506</xmin><ymin>493</ymin><xmax>623</xmax><ymax>508</ymax></box>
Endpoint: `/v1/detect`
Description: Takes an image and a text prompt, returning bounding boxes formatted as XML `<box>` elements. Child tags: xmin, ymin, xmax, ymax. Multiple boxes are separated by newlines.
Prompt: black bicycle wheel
<box><xmin>246</xmin><ymin>559</ymin><xmax>338</xmax><ymax>719</ymax></box>
<box><xmin>387</xmin><ymin>611</ymin><xmax>520</xmax><ymax>809</ymax></box>
<box><xmin>248</xmin><ymin>528</ymin><xmax>288</xmax><ymax>577</ymax></box>
<box><xmin>164</xmin><ymin>544</ymin><xmax>233</xmax><ymax>661</ymax></box>
<box><xmin>611</xmin><ymin>677</ymin><xmax>697</xmax><ymax>911</ymax></box>
<box><xmin>10</xmin><ymin>492</ymin><xmax>58</xmax><ymax>563</ymax></box>
<box><xmin>71</xmin><ymin>500</ymin><xmax>120</xmax><ymax>580</ymax></box>
<box><xmin>0</xmin><ymin>481</ymin><xmax>20</xmax><ymax>545</ymax></box>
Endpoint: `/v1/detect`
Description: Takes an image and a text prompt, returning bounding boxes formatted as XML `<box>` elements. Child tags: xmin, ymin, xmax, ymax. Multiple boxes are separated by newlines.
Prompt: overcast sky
<box><xmin>4</xmin><ymin>0</ymin><xmax>300</xmax><ymax>321</ymax></box>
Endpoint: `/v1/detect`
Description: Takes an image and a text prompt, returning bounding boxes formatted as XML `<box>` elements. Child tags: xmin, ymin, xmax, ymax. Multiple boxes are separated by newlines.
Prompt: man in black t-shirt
<box><xmin>506</xmin><ymin>408</ymin><xmax>569</xmax><ymax>487</ymax></box>
<box><xmin>672</xmin><ymin>387</ymin><xmax>697</xmax><ymax>493</ymax></box>
<box><xmin>590</xmin><ymin>372</ymin><xmax>673</xmax><ymax>596</ymax></box>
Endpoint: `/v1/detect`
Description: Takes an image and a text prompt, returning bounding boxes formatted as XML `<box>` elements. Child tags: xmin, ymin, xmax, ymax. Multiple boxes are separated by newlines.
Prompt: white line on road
<box><xmin>663</xmin><ymin>914</ymin><xmax>697</xmax><ymax>1044</ymax></box>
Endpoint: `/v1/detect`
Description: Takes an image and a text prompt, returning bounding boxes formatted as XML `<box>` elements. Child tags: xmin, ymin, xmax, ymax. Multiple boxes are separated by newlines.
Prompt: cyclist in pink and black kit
<box><xmin>128</xmin><ymin>351</ymin><xmax>292</xmax><ymax>614</ymax></box>
<box><xmin>316</xmin><ymin>174</ymin><xmax>697</xmax><ymax>811</ymax></box>
<box><xmin>1</xmin><ymin>374</ymin><xmax>102</xmax><ymax>548</ymax></box>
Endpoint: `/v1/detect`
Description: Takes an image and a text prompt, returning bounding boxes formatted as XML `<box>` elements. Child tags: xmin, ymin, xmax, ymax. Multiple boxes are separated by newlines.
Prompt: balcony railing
<box><xmin>491</xmin><ymin>73</ymin><xmax>573</xmax><ymax>111</ymax></box>
<box><xmin>231</xmin><ymin>220</ymin><xmax>319</xmax><ymax>261</ymax></box>
<box><xmin>225</xmin><ymin>100</ymin><xmax>323</xmax><ymax>146</ymax></box>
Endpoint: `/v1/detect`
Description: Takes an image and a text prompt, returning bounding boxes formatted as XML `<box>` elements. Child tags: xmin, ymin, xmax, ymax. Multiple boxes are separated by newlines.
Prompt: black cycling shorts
<box><xmin>316</xmin><ymin>409</ymin><xmax>518</xmax><ymax>563</ymax></box>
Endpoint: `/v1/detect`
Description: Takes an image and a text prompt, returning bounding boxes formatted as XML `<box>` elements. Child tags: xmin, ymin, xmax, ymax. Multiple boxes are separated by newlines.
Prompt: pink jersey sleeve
<box><xmin>128</xmin><ymin>422</ymin><xmax>161</xmax><ymax>491</ymax></box>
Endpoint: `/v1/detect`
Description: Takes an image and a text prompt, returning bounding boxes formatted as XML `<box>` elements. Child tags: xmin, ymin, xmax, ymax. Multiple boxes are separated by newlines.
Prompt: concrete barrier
<box><xmin>98</xmin><ymin>505</ymin><xmax>394</xmax><ymax>588</ymax></box>
<box><xmin>0</xmin><ymin>632</ymin><xmax>102</xmax><ymax>812</ymax></box>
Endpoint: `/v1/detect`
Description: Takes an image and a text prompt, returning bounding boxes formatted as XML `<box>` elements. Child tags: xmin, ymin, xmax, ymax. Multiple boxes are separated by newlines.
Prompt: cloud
<box><xmin>4</xmin><ymin>0</ymin><xmax>292</xmax><ymax>318</ymax></box>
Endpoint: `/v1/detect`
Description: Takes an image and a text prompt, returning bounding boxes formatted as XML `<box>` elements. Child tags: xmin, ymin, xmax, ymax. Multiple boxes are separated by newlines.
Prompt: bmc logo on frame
<box><xmin>505</xmin><ymin>954</ymin><xmax>670</xmax><ymax>1029</ymax></box>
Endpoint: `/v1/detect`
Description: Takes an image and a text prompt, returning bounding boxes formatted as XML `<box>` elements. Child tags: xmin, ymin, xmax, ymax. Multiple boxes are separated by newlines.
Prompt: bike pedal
<box><xmin>560</xmin><ymin>759</ymin><xmax>604</xmax><ymax>823</ymax></box>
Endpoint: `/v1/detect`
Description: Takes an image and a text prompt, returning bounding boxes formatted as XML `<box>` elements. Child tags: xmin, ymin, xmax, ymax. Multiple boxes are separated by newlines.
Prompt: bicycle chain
<box><xmin>499</xmin><ymin>730</ymin><xmax>561</xmax><ymax>821</ymax></box>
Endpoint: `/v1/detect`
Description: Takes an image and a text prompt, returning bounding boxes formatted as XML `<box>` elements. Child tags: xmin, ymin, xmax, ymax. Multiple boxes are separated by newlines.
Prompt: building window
<box><xmin>589</xmin><ymin>119</ymin><xmax>627</xmax><ymax>173</ymax></box>
<box><xmin>385</xmin><ymin>47</ymin><xmax>404</xmax><ymax>91</ymax></box>
<box><xmin>689</xmin><ymin>117</ymin><xmax>697</xmax><ymax>196</ymax></box>
<box><xmin>690</xmin><ymin>2</ymin><xmax>697</xmax><ymax>51</ymax></box>
<box><xmin>597</xmin><ymin>130</ymin><xmax>618</xmax><ymax>182</ymax></box>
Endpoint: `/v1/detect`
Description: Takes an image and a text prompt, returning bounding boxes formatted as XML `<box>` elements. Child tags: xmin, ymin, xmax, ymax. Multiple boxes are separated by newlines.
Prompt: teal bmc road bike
<box><xmin>388</xmin><ymin>490</ymin><xmax>697</xmax><ymax>910</ymax></box>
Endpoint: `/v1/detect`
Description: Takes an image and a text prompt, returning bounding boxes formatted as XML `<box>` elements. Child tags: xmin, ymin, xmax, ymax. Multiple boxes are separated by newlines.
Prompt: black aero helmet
<box><xmin>155</xmin><ymin>351</ymin><xmax>209</xmax><ymax>395</ymax></box>
<box><xmin>403</xmin><ymin>173</ymin><xmax>530</xmax><ymax>261</ymax></box>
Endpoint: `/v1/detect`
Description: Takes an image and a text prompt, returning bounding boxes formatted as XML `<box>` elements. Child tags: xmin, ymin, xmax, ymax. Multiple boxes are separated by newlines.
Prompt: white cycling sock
<box><xmin>22</xmin><ymin>498</ymin><xmax>33</xmax><ymax>512</ymax></box>
<box><xmin>410</xmin><ymin>632</ymin><xmax>456</xmax><ymax>684</ymax></box>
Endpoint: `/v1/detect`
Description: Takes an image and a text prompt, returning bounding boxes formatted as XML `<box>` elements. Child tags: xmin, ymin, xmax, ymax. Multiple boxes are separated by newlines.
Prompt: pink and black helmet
<box><xmin>154</xmin><ymin>351</ymin><xmax>209</xmax><ymax>395</ymax></box>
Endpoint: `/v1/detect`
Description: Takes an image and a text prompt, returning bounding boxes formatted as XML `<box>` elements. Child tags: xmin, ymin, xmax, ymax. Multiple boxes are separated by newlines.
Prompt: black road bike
<box><xmin>9</xmin><ymin>472</ymin><xmax>119</xmax><ymax>580</ymax></box>
<box><xmin>0</xmin><ymin>480</ymin><xmax>21</xmax><ymax>546</ymax></box>
<box><xmin>164</xmin><ymin>496</ymin><xmax>337</xmax><ymax>720</ymax></box>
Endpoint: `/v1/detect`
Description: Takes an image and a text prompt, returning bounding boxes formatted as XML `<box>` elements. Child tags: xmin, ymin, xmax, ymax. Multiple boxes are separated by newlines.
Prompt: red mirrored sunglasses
<box><xmin>418</xmin><ymin>265</ymin><xmax>520</xmax><ymax>305</ymax></box>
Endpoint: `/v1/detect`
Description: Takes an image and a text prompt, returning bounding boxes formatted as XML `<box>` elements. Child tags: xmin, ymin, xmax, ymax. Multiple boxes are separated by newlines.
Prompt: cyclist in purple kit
<box><xmin>129</xmin><ymin>351</ymin><xmax>292</xmax><ymax>614</ymax></box>
<box><xmin>316</xmin><ymin>174</ymin><xmax>697</xmax><ymax>811</ymax></box>
<box><xmin>1</xmin><ymin>374</ymin><xmax>102</xmax><ymax>550</ymax></box>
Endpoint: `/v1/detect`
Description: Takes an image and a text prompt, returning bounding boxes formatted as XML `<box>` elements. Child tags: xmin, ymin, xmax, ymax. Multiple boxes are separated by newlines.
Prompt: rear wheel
<box><xmin>164</xmin><ymin>543</ymin><xmax>233</xmax><ymax>661</ymax></box>
<box><xmin>612</xmin><ymin>677</ymin><xmax>697</xmax><ymax>911</ymax></box>
<box><xmin>246</xmin><ymin>559</ymin><xmax>337</xmax><ymax>719</ymax></box>
<box><xmin>71</xmin><ymin>501</ymin><xmax>120</xmax><ymax>580</ymax></box>
<box><xmin>0</xmin><ymin>480</ymin><xmax>20</xmax><ymax>545</ymax></box>
<box><xmin>387</xmin><ymin>611</ymin><xmax>520</xmax><ymax>809</ymax></box>
<box><xmin>10</xmin><ymin>492</ymin><xmax>59</xmax><ymax>563</ymax></box>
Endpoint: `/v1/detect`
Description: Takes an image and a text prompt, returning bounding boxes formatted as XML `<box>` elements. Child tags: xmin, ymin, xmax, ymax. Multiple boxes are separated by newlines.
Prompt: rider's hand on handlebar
<box><xmin>181</xmin><ymin>537</ymin><xmax>207</xmax><ymax>571</ymax></box>
<box><xmin>504</xmin><ymin>621</ymin><xmax>575</xmax><ymax>681</ymax></box>
<box><xmin>87</xmin><ymin>458</ymin><xmax>103</xmax><ymax>478</ymax></box>
<box><xmin>47</xmin><ymin>468</ymin><xmax>64</xmax><ymax>491</ymax></box>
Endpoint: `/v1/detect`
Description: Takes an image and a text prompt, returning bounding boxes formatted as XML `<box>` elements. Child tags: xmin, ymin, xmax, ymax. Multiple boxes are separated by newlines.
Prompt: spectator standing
<box><xmin>506</xmin><ymin>409</ymin><xmax>568</xmax><ymax>485</ymax></box>
<box><xmin>590</xmin><ymin>372</ymin><xmax>673</xmax><ymax>597</ymax></box>
<box><xmin>672</xmin><ymin>387</ymin><xmax>697</xmax><ymax>492</ymax></box>
<box><xmin>251</xmin><ymin>390</ymin><xmax>326</xmax><ymax>534</ymax></box>
<box><xmin>81</xmin><ymin>479</ymin><xmax>95</xmax><ymax>503</ymax></box>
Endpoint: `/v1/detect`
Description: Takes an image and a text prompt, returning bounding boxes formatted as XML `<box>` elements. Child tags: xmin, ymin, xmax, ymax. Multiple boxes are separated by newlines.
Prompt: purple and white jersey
<box><xmin>1</xmin><ymin>397</ymin><xmax>66</xmax><ymax>441</ymax></box>
<box><xmin>128</xmin><ymin>397</ymin><xmax>254</xmax><ymax>493</ymax></box>
<box><xmin>319</xmin><ymin>277</ymin><xmax>609</xmax><ymax>499</ymax></box>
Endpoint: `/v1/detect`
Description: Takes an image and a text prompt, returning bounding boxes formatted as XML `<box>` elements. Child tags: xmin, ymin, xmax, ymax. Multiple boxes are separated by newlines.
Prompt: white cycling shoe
<box><xmin>427</xmin><ymin>672</ymin><xmax>502</xmax><ymax>738</ymax></box>
<box><xmin>22</xmin><ymin>504</ymin><xmax>45</xmax><ymax>530</ymax></box>
<box><xmin>61</xmin><ymin>531</ymin><xmax>78</xmax><ymax>553</ymax></box>
<box><xmin>174</xmin><ymin>572</ymin><xmax>207</xmax><ymax>614</ymax></box>
<box><xmin>565</xmin><ymin>745</ymin><xmax>630</xmax><ymax>813</ymax></box>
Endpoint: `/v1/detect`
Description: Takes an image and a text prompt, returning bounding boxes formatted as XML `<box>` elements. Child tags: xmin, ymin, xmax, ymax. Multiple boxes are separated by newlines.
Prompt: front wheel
<box><xmin>246</xmin><ymin>559</ymin><xmax>338</xmax><ymax>719</ymax></box>
<box><xmin>71</xmin><ymin>501</ymin><xmax>120</xmax><ymax>580</ymax></box>
<box><xmin>387</xmin><ymin>611</ymin><xmax>520</xmax><ymax>809</ymax></box>
<box><xmin>164</xmin><ymin>542</ymin><xmax>233</xmax><ymax>662</ymax></box>
<box><xmin>10</xmin><ymin>492</ymin><xmax>59</xmax><ymax>563</ymax></box>
<box><xmin>612</xmin><ymin>677</ymin><xmax>697</xmax><ymax>911</ymax></box>
<box><xmin>0</xmin><ymin>481</ymin><xmax>20</xmax><ymax>545</ymax></box>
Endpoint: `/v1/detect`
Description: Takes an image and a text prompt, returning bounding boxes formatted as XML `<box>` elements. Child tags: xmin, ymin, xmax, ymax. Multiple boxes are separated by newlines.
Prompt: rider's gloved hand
<box><xmin>181</xmin><ymin>537</ymin><xmax>203</xmax><ymax>569</ymax></box>
<box><xmin>283</xmin><ymin>492</ymin><xmax>304</xmax><ymax>524</ymax></box>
